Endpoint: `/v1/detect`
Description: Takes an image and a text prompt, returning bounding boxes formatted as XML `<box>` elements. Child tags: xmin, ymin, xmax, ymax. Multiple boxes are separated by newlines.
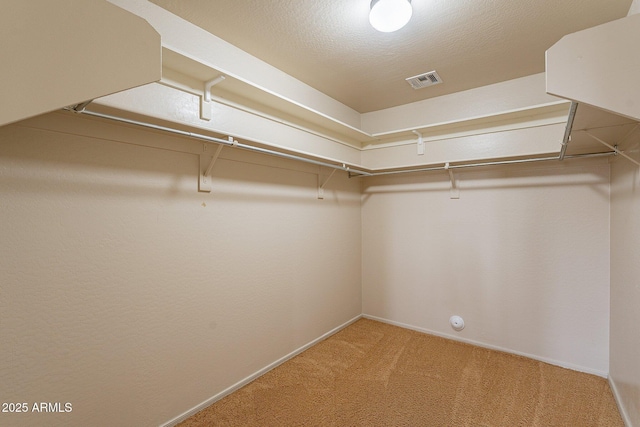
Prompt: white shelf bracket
<box><xmin>412</xmin><ymin>130</ymin><xmax>424</xmax><ymax>155</ymax></box>
<box><xmin>318</xmin><ymin>168</ymin><xmax>337</xmax><ymax>199</ymax></box>
<box><xmin>200</xmin><ymin>75</ymin><xmax>226</xmax><ymax>121</ymax></box>
<box><xmin>583</xmin><ymin>126</ymin><xmax>640</xmax><ymax>167</ymax></box>
<box><xmin>198</xmin><ymin>143</ymin><xmax>224</xmax><ymax>193</ymax></box>
<box><xmin>444</xmin><ymin>162</ymin><xmax>460</xmax><ymax>199</ymax></box>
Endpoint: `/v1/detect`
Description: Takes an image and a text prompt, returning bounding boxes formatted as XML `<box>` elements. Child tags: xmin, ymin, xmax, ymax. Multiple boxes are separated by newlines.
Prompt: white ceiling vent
<box><xmin>406</xmin><ymin>71</ymin><xmax>442</xmax><ymax>90</ymax></box>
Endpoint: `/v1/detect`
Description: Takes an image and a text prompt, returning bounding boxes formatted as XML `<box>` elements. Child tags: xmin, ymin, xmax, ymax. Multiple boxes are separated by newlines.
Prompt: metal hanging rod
<box><xmin>359</xmin><ymin>151</ymin><xmax>615</xmax><ymax>177</ymax></box>
<box><xmin>582</xmin><ymin>126</ymin><xmax>640</xmax><ymax>168</ymax></box>
<box><xmin>559</xmin><ymin>101</ymin><xmax>578</xmax><ymax>161</ymax></box>
<box><xmin>67</xmin><ymin>103</ymin><xmax>617</xmax><ymax>180</ymax></box>
<box><xmin>67</xmin><ymin>105</ymin><xmax>372</xmax><ymax>177</ymax></box>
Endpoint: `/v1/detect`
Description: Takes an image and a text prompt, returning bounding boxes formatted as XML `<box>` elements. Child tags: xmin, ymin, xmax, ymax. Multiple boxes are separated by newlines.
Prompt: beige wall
<box><xmin>0</xmin><ymin>109</ymin><xmax>626</xmax><ymax>426</ymax></box>
<box><xmin>608</xmin><ymin>6</ymin><xmax>640</xmax><ymax>426</ymax></box>
<box><xmin>0</xmin><ymin>113</ymin><xmax>362</xmax><ymax>427</ymax></box>
<box><xmin>362</xmin><ymin>159</ymin><xmax>611</xmax><ymax>375</ymax></box>
<box><xmin>610</xmin><ymin>135</ymin><xmax>640</xmax><ymax>426</ymax></box>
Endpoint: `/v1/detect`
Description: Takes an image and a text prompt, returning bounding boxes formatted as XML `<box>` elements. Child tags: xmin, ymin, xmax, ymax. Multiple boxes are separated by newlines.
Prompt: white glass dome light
<box><xmin>369</xmin><ymin>0</ymin><xmax>413</xmax><ymax>33</ymax></box>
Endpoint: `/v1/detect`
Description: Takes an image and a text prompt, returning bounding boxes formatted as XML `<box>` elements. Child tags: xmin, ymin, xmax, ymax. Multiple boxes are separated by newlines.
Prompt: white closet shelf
<box><xmin>0</xmin><ymin>0</ymin><xmax>161</xmax><ymax>128</ymax></box>
<box><xmin>159</xmin><ymin>48</ymin><xmax>576</xmax><ymax>154</ymax></box>
<box><xmin>547</xmin><ymin>13</ymin><xmax>640</xmax><ymax>122</ymax></box>
<box><xmin>65</xmin><ymin>101</ymin><xmax>626</xmax><ymax>196</ymax></box>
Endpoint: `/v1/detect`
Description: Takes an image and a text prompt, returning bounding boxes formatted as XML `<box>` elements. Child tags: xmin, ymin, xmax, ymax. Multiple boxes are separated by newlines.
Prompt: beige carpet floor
<box><xmin>178</xmin><ymin>318</ymin><xmax>623</xmax><ymax>426</ymax></box>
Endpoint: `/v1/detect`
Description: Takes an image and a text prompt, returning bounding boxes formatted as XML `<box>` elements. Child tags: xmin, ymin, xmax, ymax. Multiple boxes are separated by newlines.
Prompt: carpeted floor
<box><xmin>177</xmin><ymin>318</ymin><xmax>623</xmax><ymax>426</ymax></box>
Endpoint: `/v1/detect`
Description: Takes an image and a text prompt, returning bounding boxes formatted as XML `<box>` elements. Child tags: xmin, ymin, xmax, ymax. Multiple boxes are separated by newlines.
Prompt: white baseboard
<box><xmin>362</xmin><ymin>314</ymin><xmax>609</xmax><ymax>378</ymax></box>
<box><xmin>159</xmin><ymin>314</ymin><xmax>363</xmax><ymax>427</ymax></box>
<box><xmin>609</xmin><ymin>376</ymin><xmax>633</xmax><ymax>427</ymax></box>
<box><xmin>161</xmin><ymin>313</ymin><xmax>613</xmax><ymax>427</ymax></box>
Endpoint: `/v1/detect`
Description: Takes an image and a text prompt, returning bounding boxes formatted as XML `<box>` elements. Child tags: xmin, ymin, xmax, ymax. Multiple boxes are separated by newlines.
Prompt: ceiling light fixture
<box><xmin>369</xmin><ymin>0</ymin><xmax>413</xmax><ymax>33</ymax></box>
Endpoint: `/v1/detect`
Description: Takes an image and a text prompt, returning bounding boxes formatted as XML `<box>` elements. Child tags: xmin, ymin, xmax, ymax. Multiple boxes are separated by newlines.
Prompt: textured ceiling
<box><xmin>150</xmin><ymin>0</ymin><xmax>633</xmax><ymax>113</ymax></box>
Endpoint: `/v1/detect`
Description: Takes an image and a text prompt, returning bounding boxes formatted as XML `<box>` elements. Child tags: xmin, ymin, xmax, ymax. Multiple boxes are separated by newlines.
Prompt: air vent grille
<box><xmin>406</xmin><ymin>71</ymin><xmax>442</xmax><ymax>90</ymax></box>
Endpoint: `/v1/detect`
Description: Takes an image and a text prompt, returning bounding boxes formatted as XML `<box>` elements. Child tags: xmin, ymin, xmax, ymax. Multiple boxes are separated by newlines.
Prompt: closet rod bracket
<box><xmin>318</xmin><ymin>168</ymin><xmax>337</xmax><ymax>199</ymax></box>
<box><xmin>200</xmin><ymin>75</ymin><xmax>226</xmax><ymax>121</ymax></box>
<box><xmin>69</xmin><ymin>100</ymin><xmax>94</xmax><ymax>114</ymax></box>
<box><xmin>198</xmin><ymin>141</ymin><xmax>225</xmax><ymax>193</ymax></box>
<box><xmin>583</xmin><ymin>126</ymin><xmax>640</xmax><ymax>167</ymax></box>
<box><xmin>444</xmin><ymin>162</ymin><xmax>460</xmax><ymax>199</ymax></box>
<box><xmin>412</xmin><ymin>130</ymin><xmax>424</xmax><ymax>156</ymax></box>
